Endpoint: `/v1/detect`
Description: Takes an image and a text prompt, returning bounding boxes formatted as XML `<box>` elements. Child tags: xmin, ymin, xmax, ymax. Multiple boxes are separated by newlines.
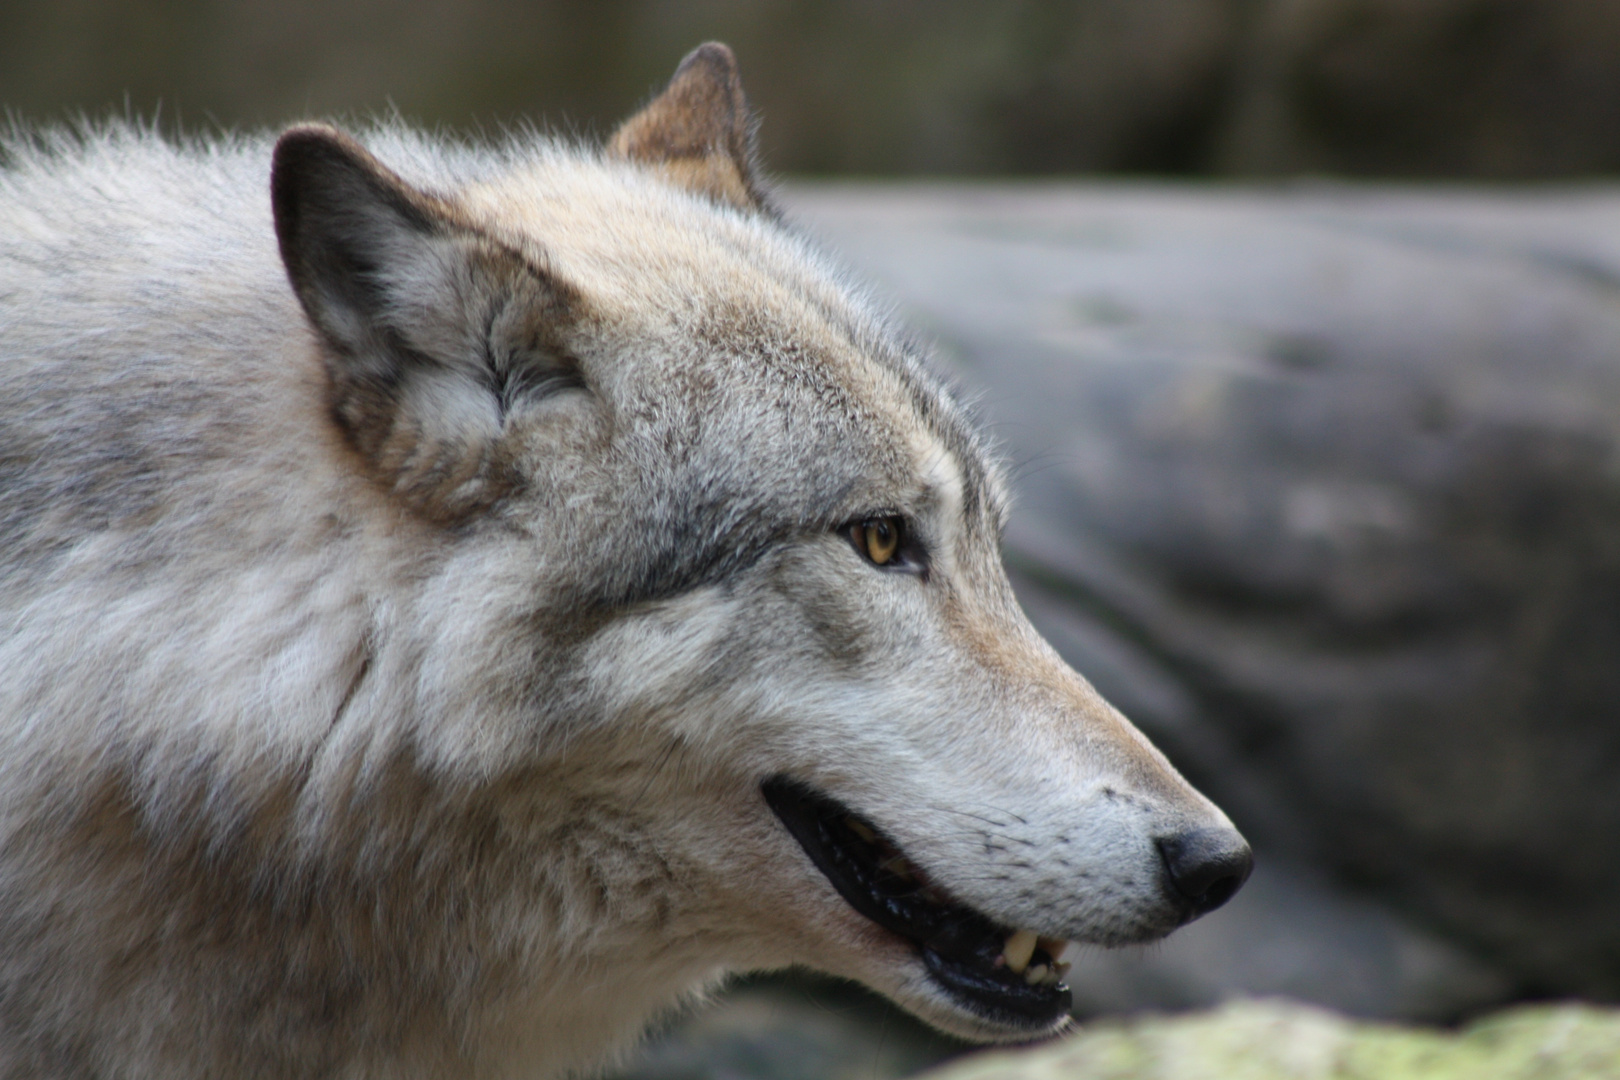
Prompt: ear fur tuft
<box><xmin>271</xmin><ymin>125</ymin><xmax>583</xmax><ymax>522</ymax></box>
<box><xmin>609</xmin><ymin>42</ymin><xmax>772</xmax><ymax>215</ymax></box>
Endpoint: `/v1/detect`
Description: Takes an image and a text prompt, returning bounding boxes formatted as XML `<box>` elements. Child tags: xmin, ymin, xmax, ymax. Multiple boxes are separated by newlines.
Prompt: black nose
<box><xmin>1158</xmin><ymin>828</ymin><xmax>1253</xmax><ymax>920</ymax></box>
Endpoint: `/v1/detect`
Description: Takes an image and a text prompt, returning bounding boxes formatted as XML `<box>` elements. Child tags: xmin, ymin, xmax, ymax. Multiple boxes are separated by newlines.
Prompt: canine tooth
<box><xmin>1054</xmin><ymin>961</ymin><xmax>1072</xmax><ymax>980</ymax></box>
<box><xmin>1024</xmin><ymin>963</ymin><xmax>1049</xmax><ymax>985</ymax></box>
<box><xmin>1002</xmin><ymin>929</ymin><xmax>1037</xmax><ymax>974</ymax></box>
<box><xmin>1037</xmin><ymin>935</ymin><xmax>1066</xmax><ymax>959</ymax></box>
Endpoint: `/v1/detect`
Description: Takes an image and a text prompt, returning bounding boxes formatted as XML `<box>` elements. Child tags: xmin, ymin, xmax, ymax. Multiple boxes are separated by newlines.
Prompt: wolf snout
<box><xmin>1156</xmin><ymin>827</ymin><xmax>1253</xmax><ymax>921</ymax></box>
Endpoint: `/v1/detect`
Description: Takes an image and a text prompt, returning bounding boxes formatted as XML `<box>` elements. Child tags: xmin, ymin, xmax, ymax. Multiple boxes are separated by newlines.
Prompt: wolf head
<box><xmin>270</xmin><ymin>43</ymin><xmax>1249</xmax><ymax>1049</ymax></box>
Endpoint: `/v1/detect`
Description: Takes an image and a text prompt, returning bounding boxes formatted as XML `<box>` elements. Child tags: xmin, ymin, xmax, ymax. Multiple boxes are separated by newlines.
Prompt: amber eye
<box><xmin>852</xmin><ymin>516</ymin><xmax>902</xmax><ymax>566</ymax></box>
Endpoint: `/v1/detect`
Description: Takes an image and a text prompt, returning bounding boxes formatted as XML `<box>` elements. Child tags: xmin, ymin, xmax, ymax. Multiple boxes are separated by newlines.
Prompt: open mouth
<box><xmin>761</xmin><ymin>776</ymin><xmax>1073</xmax><ymax>1030</ymax></box>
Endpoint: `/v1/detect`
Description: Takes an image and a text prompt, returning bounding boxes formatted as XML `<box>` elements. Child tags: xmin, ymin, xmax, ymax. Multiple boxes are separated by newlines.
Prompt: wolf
<box><xmin>0</xmin><ymin>43</ymin><xmax>1250</xmax><ymax>1079</ymax></box>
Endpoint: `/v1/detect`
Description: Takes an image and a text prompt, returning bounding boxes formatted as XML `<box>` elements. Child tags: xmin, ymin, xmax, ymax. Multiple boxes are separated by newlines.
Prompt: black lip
<box><xmin>761</xmin><ymin>776</ymin><xmax>1071</xmax><ymax>1030</ymax></box>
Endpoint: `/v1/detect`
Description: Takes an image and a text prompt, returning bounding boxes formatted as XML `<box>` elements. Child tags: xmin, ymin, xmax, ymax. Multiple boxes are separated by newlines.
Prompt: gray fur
<box><xmin>0</xmin><ymin>64</ymin><xmax>1242</xmax><ymax>1080</ymax></box>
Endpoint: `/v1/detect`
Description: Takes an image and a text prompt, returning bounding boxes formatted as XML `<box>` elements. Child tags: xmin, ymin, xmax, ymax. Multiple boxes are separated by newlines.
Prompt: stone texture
<box><xmin>918</xmin><ymin>1000</ymin><xmax>1620</xmax><ymax>1080</ymax></box>
<box><xmin>786</xmin><ymin>184</ymin><xmax>1620</xmax><ymax>1016</ymax></box>
<box><xmin>607</xmin><ymin>976</ymin><xmax>962</xmax><ymax>1080</ymax></box>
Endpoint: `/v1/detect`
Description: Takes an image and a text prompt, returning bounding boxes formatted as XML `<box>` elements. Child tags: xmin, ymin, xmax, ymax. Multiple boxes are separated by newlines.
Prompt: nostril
<box><xmin>1157</xmin><ymin>828</ymin><xmax>1253</xmax><ymax>921</ymax></box>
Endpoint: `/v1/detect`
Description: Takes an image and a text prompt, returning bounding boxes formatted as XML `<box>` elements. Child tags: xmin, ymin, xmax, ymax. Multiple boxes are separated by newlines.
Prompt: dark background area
<box><xmin>6</xmin><ymin>0</ymin><xmax>1620</xmax><ymax>178</ymax></box>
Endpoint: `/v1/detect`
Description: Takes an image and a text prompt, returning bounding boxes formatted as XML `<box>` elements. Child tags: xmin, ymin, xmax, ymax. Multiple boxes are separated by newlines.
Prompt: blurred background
<box><xmin>5</xmin><ymin>2</ymin><xmax>1619</xmax><ymax>1077</ymax></box>
<box><xmin>8</xmin><ymin>0</ymin><xmax>1620</xmax><ymax>178</ymax></box>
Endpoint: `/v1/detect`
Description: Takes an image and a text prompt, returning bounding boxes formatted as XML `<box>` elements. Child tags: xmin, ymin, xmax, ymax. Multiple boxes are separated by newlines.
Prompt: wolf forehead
<box><xmin>439</xmin><ymin>149</ymin><xmax>1010</xmax><ymax>567</ymax></box>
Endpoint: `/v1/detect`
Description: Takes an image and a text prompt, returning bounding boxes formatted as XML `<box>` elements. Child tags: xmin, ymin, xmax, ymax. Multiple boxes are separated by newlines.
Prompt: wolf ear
<box><xmin>608</xmin><ymin>42</ymin><xmax>772</xmax><ymax>215</ymax></box>
<box><xmin>272</xmin><ymin>125</ymin><xmax>581</xmax><ymax>520</ymax></box>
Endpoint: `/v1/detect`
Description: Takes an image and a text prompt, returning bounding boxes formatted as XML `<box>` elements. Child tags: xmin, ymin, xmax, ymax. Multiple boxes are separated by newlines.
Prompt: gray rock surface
<box><xmin>606</xmin><ymin>976</ymin><xmax>962</xmax><ymax>1080</ymax></box>
<box><xmin>785</xmin><ymin>184</ymin><xmax>1620</xmax><ymax>1018</ymax></box>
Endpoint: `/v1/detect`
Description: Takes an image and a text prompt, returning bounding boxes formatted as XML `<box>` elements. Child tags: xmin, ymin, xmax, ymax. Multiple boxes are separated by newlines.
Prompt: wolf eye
<box><xmin>850</xmin><ymin>516</ymin><xmax>903</xmax><ymax>566</ymax></box>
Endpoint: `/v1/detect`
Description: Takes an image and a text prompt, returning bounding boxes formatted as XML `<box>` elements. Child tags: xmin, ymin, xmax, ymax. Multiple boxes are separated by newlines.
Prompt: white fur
<box><xmin>0</xmin><ymin>117</ymin><xmax>1239</xmax><ymax>1078</ymax></box>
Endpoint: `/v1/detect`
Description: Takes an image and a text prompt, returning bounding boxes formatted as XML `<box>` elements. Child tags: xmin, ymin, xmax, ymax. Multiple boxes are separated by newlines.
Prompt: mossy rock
<box><xmin>920</xmin><ymin>1000</ymin><xmax>1620</xmax><ymax>1080</ymax></box>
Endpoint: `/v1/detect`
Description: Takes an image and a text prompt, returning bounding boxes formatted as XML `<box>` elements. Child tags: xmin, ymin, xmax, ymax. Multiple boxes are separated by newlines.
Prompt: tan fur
<box><xmin>0</xmin><ymin>46</ymin><xmax>1245</xmax><ymax>1079</ymax></box>
<box><xmin>607</xmin><ymin>43</ymin><xmax>769</xmax><ymax>214</ymax></box>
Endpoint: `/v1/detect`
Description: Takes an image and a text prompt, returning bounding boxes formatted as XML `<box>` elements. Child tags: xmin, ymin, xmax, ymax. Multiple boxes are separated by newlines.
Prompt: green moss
<box><xmin>921</xmin><ymin>1001</ymin><xmax>1620</xmax><ymax>1080</ymax></box>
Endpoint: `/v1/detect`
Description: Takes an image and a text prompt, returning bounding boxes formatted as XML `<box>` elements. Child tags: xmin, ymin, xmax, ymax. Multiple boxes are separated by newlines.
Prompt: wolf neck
<box><xmin>5</xmin><ymin>701</ymin><xmax>741</xmax><ymax>1076</ymax></box>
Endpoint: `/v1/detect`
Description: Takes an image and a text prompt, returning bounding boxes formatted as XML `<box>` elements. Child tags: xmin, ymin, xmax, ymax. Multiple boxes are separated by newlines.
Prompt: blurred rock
<box><xmin>787</xmin><ymin>183</ymin><xmax>1620</xmax><ymax>1014</ymax></box>
<box><xmin>1057</xmin><ymin>859</ymin><xmax>1508</xmax><ymax>1022</ymax></box>
<box><xmin>917</xmin><ymin>1000</ymin><xmax>1620</xmax><ymax>1080</ymax></box>
<box><xmin>606</xmin><ymin>975</ymin><xmax>963</xmax><ymax>1080</ymax></box>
